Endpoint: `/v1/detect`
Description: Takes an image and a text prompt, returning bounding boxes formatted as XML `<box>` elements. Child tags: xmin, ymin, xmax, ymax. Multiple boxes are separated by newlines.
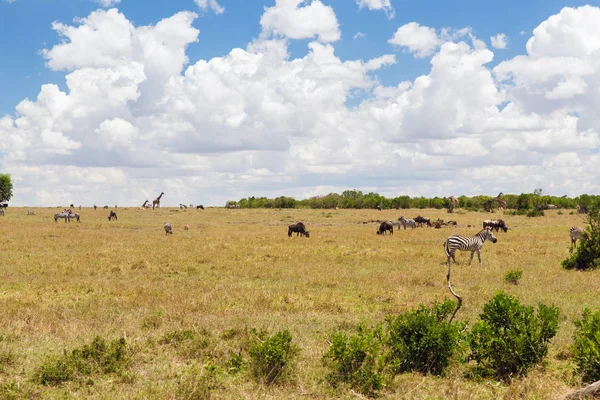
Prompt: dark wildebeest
<box><xmin>483</xmin><ymin>219</ymin><xmax>508</xmax><ymax>232</ymax></box>
<box><xmin>377</xmin><ymin>220</ymin><xmax>394</xmax><ymax>235</ymax></box>
<box><xmin>197</xmin><ymin>205</ymin><xmax>204</xmax><ymax>210</ymax></box>
<box><xmin>288</xmin><ymin>222</ymin><xmax>310</xmax><ymax>238</ymax></box>
<box><xmin>414</xmin><ymin>216</ymin><xmax>431</xmax><ymax>227</ymax></box>
<box><xmin>375</xmin><ymin>205</ymin><xmax>382</xmax><ymax>211</ymax></box>
<box><xmin>108</xmin><ymin>211</ymin><xmax>117</xmax><ymax>221</ymax></box>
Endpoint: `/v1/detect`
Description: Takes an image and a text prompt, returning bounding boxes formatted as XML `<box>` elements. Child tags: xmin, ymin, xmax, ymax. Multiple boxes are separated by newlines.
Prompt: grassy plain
<box><xmin>0</xmin><ymin>206</ymin><xmax>597</xmax><ymax>399</ymax></box>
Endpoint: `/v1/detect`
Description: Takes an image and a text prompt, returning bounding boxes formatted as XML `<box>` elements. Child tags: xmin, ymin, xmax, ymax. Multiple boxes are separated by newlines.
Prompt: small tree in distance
<box><xmin>0</xmin><ymin>174</ymin><xmax>13</xmax><ymax>202</ymax></box>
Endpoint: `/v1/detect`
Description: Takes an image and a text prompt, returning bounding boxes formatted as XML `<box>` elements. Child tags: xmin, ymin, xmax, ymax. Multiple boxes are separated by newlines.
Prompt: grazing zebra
<box><xmin>570</xmin><ymin>226</ymin><xmax>584</xmax><ymax>250</ymax></box>
<box><xmin>54</xmin><ymin>212</ymin><xmax>70</xmax><ymax>223</ymax></box>
<box><xmin>67</xmin><ymin>212</ymin><xmax>80</xmax><ymax>223</ymax></box>
<box><xmin>398</xmin><ymin>216</ymin><xmax>416</xmax><ymax>230</ymax></box>
<box><xmin>164</xmin><ymin>222</ymin><xmax>173</xmax><ymax>235</ymax></box>
<box><xmin>444</xmin><ymin>228</ymin><xmax>498</xmax><ymax>267</ymax></box>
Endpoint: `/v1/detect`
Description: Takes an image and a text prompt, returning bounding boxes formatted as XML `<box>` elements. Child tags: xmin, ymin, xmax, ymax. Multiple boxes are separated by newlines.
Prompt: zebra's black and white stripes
<box><xmin>570</xmin><ymin>226</ymin><xmax>584</xmax><ymax>249</ymax></box>
<box><xmin>444</xmin><ymin>228</ymin><xmax>497</xmax><ymax>267</ymax></box>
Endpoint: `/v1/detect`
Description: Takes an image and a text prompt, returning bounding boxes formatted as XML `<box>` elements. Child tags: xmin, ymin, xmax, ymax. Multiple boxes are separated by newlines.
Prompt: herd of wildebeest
<box><xmin>0</xmin><ymin>204</ymin><xmax>586</xmax><ymax>266</ymax></box>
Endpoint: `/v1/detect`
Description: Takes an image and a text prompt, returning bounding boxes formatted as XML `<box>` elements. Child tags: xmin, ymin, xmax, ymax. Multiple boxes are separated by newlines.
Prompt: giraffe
<box><xmin>153</xmin><ymin>192</ymin><xmax>164</xmax><ymax>209</ymax></box>
<box><xmin>445</xmin><ymin>196</ymin><xmax>459</xmax><ymax>213</ymax></box>
<box><xmin>140</xmin><ymin>200</ymin><xmax>151</xmax><ymax>209</ymax></box>
<box><xmin>493</xmin><ymin>192</ymin><xmax>506</xmax><ymax>211</ymax></box>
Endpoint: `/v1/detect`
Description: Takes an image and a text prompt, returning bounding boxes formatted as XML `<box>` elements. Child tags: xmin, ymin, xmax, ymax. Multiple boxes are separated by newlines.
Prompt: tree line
<box><xmin>225</xmin><ymin>189</ymin><xmax>598</xmax><ymax>211</ymax></box>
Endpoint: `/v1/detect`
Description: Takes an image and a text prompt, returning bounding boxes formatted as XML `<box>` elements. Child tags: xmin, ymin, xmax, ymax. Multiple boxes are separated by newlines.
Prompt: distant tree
<box><xmin>0</xmin><ymin>174</ymin><xmax>13</xmax><ymax>202</ymax></box>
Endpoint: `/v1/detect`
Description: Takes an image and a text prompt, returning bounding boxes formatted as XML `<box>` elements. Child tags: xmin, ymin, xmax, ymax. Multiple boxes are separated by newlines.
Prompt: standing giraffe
<box><xmin>493</xmin><ymin>192</ymin><xmax>506</xmax><ymax>211</ymax></box>
<box><xmin>153</xmin><ymin>192</ymin><xmax>164</xmax><ymax>209</ymax></box>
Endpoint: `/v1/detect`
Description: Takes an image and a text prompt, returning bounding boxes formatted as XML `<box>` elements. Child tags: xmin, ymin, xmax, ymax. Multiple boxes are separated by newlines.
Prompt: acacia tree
<box><xmin>0</xmin><ymin>174</ymin><xmax>12</xmax><ymax>202</ymax></box>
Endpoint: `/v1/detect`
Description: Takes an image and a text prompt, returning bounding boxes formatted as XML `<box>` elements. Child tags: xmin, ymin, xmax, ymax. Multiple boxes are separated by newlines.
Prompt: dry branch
<box><xmin>447</xmin><ymin>261</ymin><xmax>462</xmax><ymax>323</ymax></box>
<box><xmin>564</xmin><ymin>379</ymin><xmax>600</xmax><ymax>399</ymax></box>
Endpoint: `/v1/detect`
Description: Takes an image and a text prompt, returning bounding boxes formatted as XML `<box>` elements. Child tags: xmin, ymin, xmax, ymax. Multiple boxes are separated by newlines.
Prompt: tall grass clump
<box><xmin>35</xmin><ymin>336</ymin><xmax>129</xmax><ymax>385</ymax></box>
<box><xmin>248</xmin><ymin>329</ymin><xmax>298</xmax><ymax>385</ymax></box>
<box><xmin>573</xmin><ymin>309</ymin><xmax>600</xmax><ymax>383</ymax></box>
<box><xmin>469</xmin><ymin>292</ymin><xmax>559</xmax><ymax>380</ymax></box>
<box><xmin>504</xmin><ymin>269</ymin><xmax>523</xmax><ymax>285</ymax></box>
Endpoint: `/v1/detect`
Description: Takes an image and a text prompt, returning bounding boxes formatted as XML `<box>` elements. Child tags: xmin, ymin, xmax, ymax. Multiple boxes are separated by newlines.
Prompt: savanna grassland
<box><xmin>0</xmin><ymin>206</ymin><xmax>597</xmax><ymax>399</ymax></box>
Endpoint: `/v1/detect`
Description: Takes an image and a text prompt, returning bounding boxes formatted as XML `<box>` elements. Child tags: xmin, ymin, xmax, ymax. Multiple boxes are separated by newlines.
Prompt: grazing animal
<box><xmin>444</xmin><ymin>228</ymin><xmax>498</xmax><ymax>267</ymax></box>
<box><xmin>27</xmin><ymin>210</ymin><xmax>35</xmax><ymax>216</ymax></box>
<box><xmin>0</xmin><ymin>209</ymin><xmax>4</xmax><ymax>216</ymax></box>
<box><xmin>67</xmin><ymin>212</ymin><xmax>80</xmax><ymax>223</ymax></box>
<box><xmin>447</xmin><ymin>220</ymin><xmax>457</xmax><ymax>226</ymax></box>
<box><xmin>570</xmin><ymin>226</ymin><xmax>584</xmax><ymax>250</ymax></box>
<box><xmin>414</xmin><ymin>216</ymin><xmax>431</xmax><ymax>228</ymax></box>
<box><xmin>94</xmin><ymin>205</ymin><xmax>97</xmax><ymax>210</ymax></box>
<box><xmin>482</xmin><ymin>219</ymin><xmax>508</xmax><ymax>232</ymax></box>
<box><xmin>70</xmin><ymin>204</ymin><xmax>74</xmax><ymax>208</ymax></box>
<box><xmin>54</xmin><ymin>212</ymin><xmax>69</xmax><ymax>223</ymax></box>
<box><xmin>288</xmin><ymin>222</ymin><xmax>310</xmax><ymax>238</ymax></box>
<box><xmin>164</xmin><ymin>222</ymin><xmax>173</xmax><ymax>235</ymax></box>
<box><xmin>108</xmin><ymin>211</ymin><xmax>117</xmax><ymax>221</ymax></box>
<box><xmin>197</xmin><ymin>205</ymin><xmax>204</xmax><ymax>210</ymax></box>
<box><xmin>153</xmin><ymin>192</ymin><xmax>165</xmax><ymax>209</ymax></box>
<box><xmin>377</xmin><ymin>221</ymin><xmax>394</xmax><ymax>235</ymax></box>
<box><xmin>375</xmin><ymin>205</ymin><xmax>382</xmax><ymax>211</ymax></box>
<box><xmin>184</xmin><ymin>224</ymin><xmax>189</xmax><ymax>231</ymax></box>
<box><xmin>390</xmin><ymin>220</ymin><xmax>402</xmax><ymax>229</ymax></box>
<box><xmin>103</xmin><ymin>205</ymin><xmax>108</xmax><ymax>209</ymax></box>
<box><xmin>398</xmin><ymin>216</ymin><xmax>416</xmax><ymax>230</ymax></box>
<box><xmin>180</xmin><ymin>204</ymin><xmax>188</xmax><ymax>209</ymax></box>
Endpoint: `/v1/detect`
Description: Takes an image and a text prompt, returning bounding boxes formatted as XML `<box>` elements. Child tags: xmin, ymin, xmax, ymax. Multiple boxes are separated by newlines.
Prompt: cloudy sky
<box><xmin>1</xmin><ymin>0</ymin><xmax>599</xmax><ymax>206</ymax></box>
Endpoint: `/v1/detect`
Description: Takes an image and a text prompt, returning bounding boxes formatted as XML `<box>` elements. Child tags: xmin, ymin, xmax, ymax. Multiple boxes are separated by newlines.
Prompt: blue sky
<box><xmin>0</xmin><ymin>0</ymin><xmax>592</xmax><ymax>117</ymax></box>
<box><xmin>1</xmin><ymin>0</ymin><xmax>600</xmax><ymax>205</ymax></box>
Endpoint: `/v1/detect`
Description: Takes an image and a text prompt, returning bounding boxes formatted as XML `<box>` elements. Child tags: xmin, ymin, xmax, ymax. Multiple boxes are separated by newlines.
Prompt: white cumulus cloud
<box><xmin>490</xmin><ymin>33</ymin><xmax>508</xmax><ymax>49</ymax></box>
<box><xmin>356</xmin><ymin>0</ymin><xmax>395</xmax><ymax>19</ymax></box>
<box><xmin>194</xmin><ymin>0</ymin><xmax>224</xmax><ymax>14</ymax></box>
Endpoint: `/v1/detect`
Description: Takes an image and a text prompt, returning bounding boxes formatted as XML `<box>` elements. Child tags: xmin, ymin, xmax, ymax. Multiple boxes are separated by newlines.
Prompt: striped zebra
<box><xmin>398</xmin><ymin>216</ymin><xmax>416</xmax><ymax>230</ymax></box>
<box><xmin>570</xmin><ymin>226</ymin><xmax>584</xmax><ymax>250</ymax></box>
<box><xmin>444</xmin><ymin>228</ymin><xmax>497</xmax><ymax>267</ymax></box>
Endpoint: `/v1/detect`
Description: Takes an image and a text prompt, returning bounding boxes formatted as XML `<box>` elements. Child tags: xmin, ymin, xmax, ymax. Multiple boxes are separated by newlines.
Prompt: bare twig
<box><xmin>447</xmin><ymin>261</ymin><xmax>462</xmax><ymax>323</ymax></box>
<box><xmin>564</xmin><ymin>379</ymin><xmax>600</xmax><ymax>399</ymax></box>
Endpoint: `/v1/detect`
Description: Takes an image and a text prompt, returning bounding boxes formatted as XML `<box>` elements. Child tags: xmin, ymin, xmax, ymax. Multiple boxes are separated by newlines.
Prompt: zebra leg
<box><xmin>477</xmin><ymin>249</ymin><xmax>482</xmax><ymax>265</ymax></box>
<box><xmin>468</xmin><ymin>250</ymin><xmax>475</xmax><ymax>265</ymax></box>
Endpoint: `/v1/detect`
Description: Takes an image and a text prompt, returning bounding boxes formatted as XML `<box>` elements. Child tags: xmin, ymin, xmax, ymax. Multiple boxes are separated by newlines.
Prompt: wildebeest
<box><xmin>414</xmin><ymin>216</ymin><xmax>431</xmax><ymax>227</ymax></box>
<box><xmin>375</xmin><ymin>205</ymin><xmax>382</xmax><ymax>211</ymax></box>
<box><xmin>288</xmin><ymin>222</ymin><xmax>310</xmax><ymax>238</ymax></box>
<box><xmin>94</xmin><ymin>205</ymin><xmax>97</xmax><ymax>210</ymax></box>
<box><xmin>164</xmin><ymin>222</ymin><xmax>173</xmax><ymax>235</ymax></box>
<box><xmin>483</xmin><ymin>219</ymin><xmax>508</xmax><ymax>232</ymax></box>
<box><xmin>103</xmin><ymin>205</ymin><xmax>108</xmax><ymax>209</ymax></box>
<box><xmin>570</xmin><ymin>226</ymin><xmax>584</xmax><ymax>250</ymax></box>
<box><xmin>377</xmin><ymin>220</ymin><xmax>393</xmax><ymax>235</ymax></box>
<box><xmin>398</xmin><ymin>216</ymin><xmax>416</xmax><ymax>230</ymax></box>
<box><xmin>197</xmin><ymin>205</ymin><xmax>204</xmax><ymax>210</ymax></box>
<box><xmin>108</xmin><ymin>211</ymin><xmax>117</xmax><ymax>221</ymax></box>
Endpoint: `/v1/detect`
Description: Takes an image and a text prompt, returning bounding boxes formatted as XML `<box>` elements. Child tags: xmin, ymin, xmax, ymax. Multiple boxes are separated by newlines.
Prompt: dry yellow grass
<box><xmin>0</xmin><ymin>206</ymin><xmax>595</xmax><ymax>398</ymax></box>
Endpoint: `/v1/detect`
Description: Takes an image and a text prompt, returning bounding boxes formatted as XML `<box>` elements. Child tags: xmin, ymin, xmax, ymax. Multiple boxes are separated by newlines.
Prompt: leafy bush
<box><xmin>469</xmin><ymin>292</ymin><xmax>559</xmax><ymax>380</ymax></box>
<box><xmin>249</xmin><ymin>330</ymin><xmax>298</xmax><ymax>384</ymax></box>
<box><xmin>504</xmin><ymin>270</ymin><xmax>523</xmax><ymax>285</ymax></box>
<box><xmin>36</xmin><ymin>336</ymin><xmax>129</xmax><ymax>385</ymax></box>
<box><xmin>324</xmin><ymin>324</ymin><xmax>385</xmax><ymax>396</ymax></box>
<box><xmin>573</xmin><ymin>309</ymin><xmax>600</xmax><ymax>383</ymax></box>
<box><xmin>526</xmin><ymin>209</ymin><xmax>544</xmax><ymax>218</ymax></box>
<box><xmin>563</xmin><ymin>206</ymin><xmax>600</xmax><ymax>270</ymax></box>
<box><xmin>386</xmin><ymin>300</ymin><xmax>462</xmax><ymax>376</ymax></box>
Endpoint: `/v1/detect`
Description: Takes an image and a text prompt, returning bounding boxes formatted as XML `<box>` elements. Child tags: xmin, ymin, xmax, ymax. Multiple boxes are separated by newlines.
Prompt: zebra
<box><xmin>67</xmin><ymin>212</ymin><xmax>80</xmax><ymax>223</ymax></box>
<box><xmin>54</xmin><ymin>212</ymin><xmax>70</xmax><ymax>223</ymax></box>
<box><xmin>444</xmin><ymin>228</ymin><xmax>498</xmax><ymax>267</ymax></box>
<box><xmin>570</xmin><ymin>226</ymin><xmax>584</xmax><ymax>250</ymax></box>
<box><xmin>398</xmin><ymin>216</ymin><xmax>416</xmax><ymax>230</ymax></box>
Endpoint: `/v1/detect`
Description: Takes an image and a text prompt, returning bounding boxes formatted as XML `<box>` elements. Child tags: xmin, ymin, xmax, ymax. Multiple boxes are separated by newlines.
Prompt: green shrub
<box><xmin>469</xmin><ymin>292</ymin><xmax>559</xmax><ymax>380</ymax></box>
<box><xmin>249</xmin><ymin>330</ymin><xmax>298</xmax><ymax>385</ymax></box>
<box><xmin>36</xmin><ymin>336</ymin><xmax>129</xmax><ymax>385</ymax></box>
<box><xmin>226</xmin><ymin>352</ymin><xmax>243</xmax><ymax>375</ymax></box>
<box><xmin>504</xmin><ymin>270</ymin><xmax>523</xmax><ymax>285</ymax></box>
<box><xmin>324</xmin><ymin>324</ymin><xmax>385</xmax><ymax>396</ymax></box>
<box><xmin>386</xmin><ymin>300</ymin><xmax>462</xmax><ymax>376</ymax></box>
<box><xmin>573</xmin><ymin>309</ymin><xmax>600</xmax><ymax>383</ymax></box>
<box><xmin>526</xmin><ymin>209</ymin><xmax>544</xmax><ymax>218</ymax></box>
<box><xmin>557</xmin><ymin>210</ymin><xmax>563</xmax><ymax>215</ymax></box>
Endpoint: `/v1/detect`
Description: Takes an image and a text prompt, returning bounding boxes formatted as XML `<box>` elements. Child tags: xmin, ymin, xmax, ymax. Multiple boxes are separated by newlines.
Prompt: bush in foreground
<box><xmin>36</xmin><ymin>336</ymin><xmax>129</xmax><ymax>385</ymax></box>
<box><xmin>573</xmin><ymin>309</ymin><xmax>600</xmax><ymax>383</ymax></box>
<box><xmin>249</xmin><ymin>330</ymin><xmax>298</xmax><ymax>385</ymax></box>
<box><xmin>469</xmin><ymin>292</ymin><xmax>559</xmax><ymax>380</ymax></box>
